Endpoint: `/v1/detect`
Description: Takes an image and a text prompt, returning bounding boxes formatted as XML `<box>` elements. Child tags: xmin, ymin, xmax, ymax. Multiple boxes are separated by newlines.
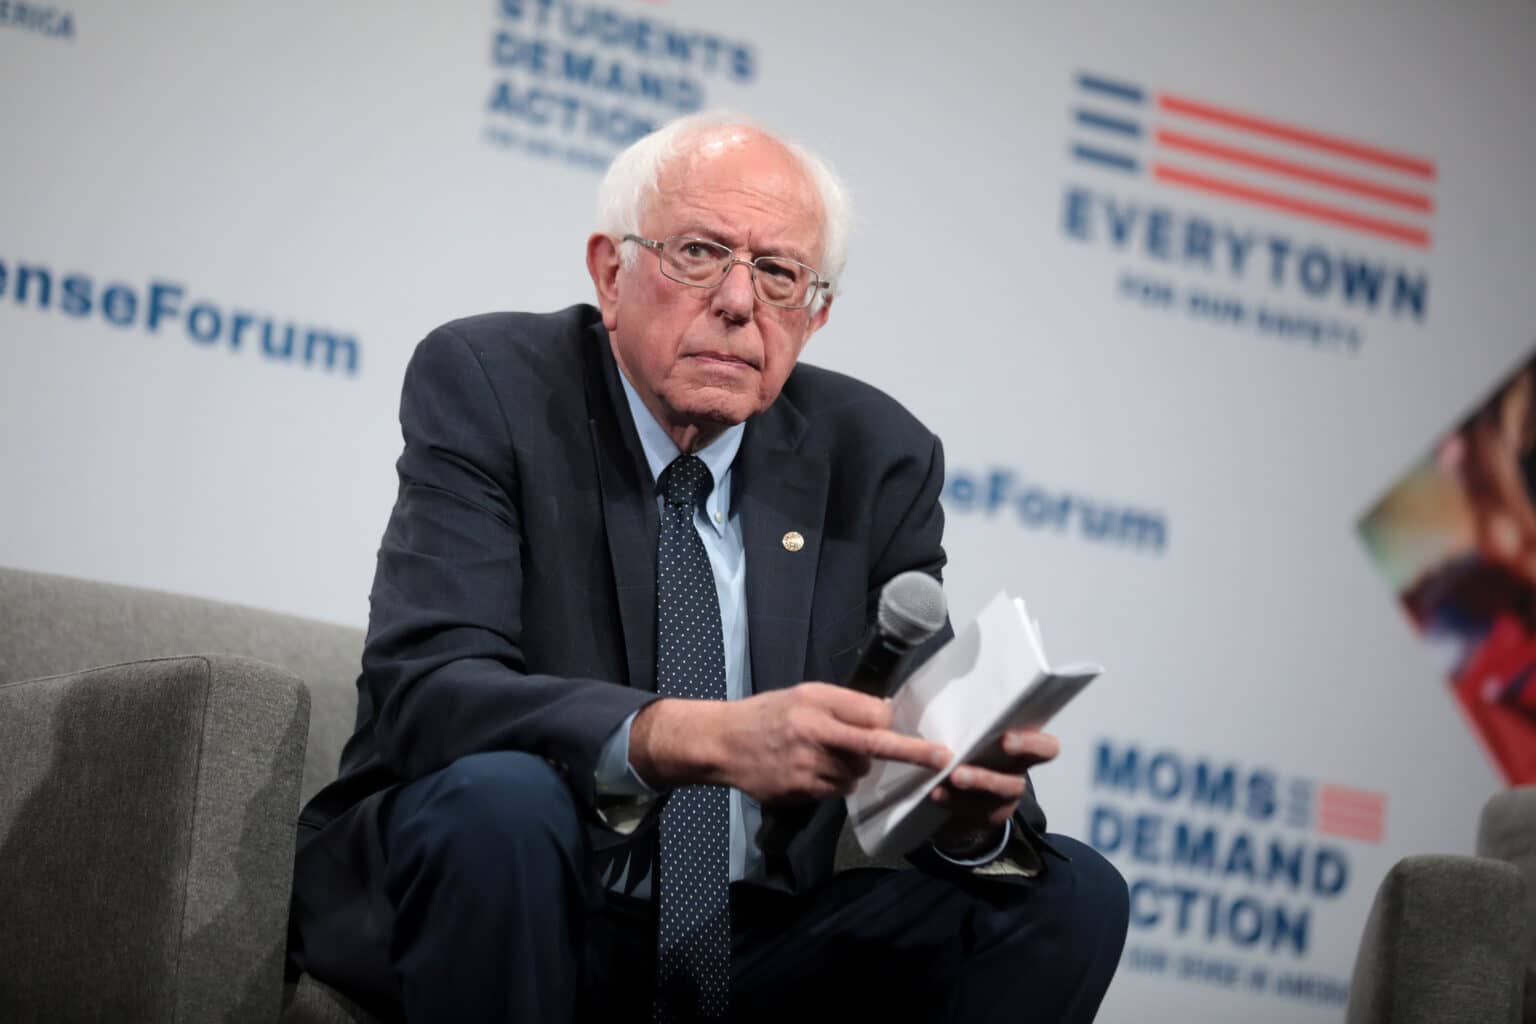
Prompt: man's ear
<box><xmin>805</xmin><ymin>293</ymin><xmax>833</xmax><ymax>340</ymax></box>
<box><xmin>586</xmin><ymin>233</ymin><xmax>622</xmax><ymax>331</ymax></box>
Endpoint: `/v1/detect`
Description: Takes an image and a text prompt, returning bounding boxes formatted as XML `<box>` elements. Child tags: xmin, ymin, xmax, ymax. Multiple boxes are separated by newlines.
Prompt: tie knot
<box><xmin>662</xmin><ymin>454</ymin><xmax>713</xmax><ymax>508</ymax></box>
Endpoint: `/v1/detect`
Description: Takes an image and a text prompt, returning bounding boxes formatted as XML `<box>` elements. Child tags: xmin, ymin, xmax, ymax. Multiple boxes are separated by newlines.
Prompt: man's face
<box><xmin>588</xmin><ymin>131</ymin><xmax>831</xmax><ymax>445</ymax></box>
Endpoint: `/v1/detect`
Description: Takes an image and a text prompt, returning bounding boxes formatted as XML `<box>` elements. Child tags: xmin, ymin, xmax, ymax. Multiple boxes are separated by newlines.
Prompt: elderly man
<box><xmin>288</xmin><ymin>112</ymin><xmax>1128</xmax><ymax>1023</ymax></box>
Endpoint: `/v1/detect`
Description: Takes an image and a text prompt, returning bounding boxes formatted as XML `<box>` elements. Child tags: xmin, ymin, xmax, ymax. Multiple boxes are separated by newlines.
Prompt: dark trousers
<box><xmin>292</xmin><ymin>751</ymin><xmax>1129</xmax><ymax>1023</ymax></box>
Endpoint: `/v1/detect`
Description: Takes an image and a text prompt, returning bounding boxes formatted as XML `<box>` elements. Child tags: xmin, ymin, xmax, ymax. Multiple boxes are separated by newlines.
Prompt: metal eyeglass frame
<box><xmin>623</xmin><ymin>233</ymin><xmax>830</xmax><ymax>310</ymax></box>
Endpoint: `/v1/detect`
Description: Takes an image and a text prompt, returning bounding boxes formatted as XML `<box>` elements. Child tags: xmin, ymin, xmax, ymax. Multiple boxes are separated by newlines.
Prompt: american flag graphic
<box><xmin>1285</xmin><ymin>780</ymin><xmax>1388</xmax><ymax>842</ymax></box>
<box><xmin>1069</xmin><ymin>72</ymin><xmax>1437</xmax><ymax>249</ymax></box>
<box><xmin>1315</xmin><ymin>784</ymin><xmax>1388</xmax><ymax>843</ymax></box>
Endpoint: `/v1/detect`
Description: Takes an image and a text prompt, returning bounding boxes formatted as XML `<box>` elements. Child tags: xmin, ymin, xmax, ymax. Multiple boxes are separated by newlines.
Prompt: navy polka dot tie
<box><xmin>653</xmin><ymin>454</ymin><xmax>731</xmax><ymax>1022</ymax></box>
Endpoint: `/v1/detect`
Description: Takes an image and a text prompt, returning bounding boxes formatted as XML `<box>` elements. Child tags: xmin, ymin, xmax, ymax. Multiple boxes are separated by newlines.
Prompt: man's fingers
<box><xmin>809</xmin><ymin>754</ymin><xmax>860</xmax><ymax>795</ymax></box>
<box><xmin>1001</xmin><ymin>729</ymin><xmax>1061</xmax><ymax>766</ymax></box>
<box><xmin>947</xmin><ymin>765</ymin><xmax>1028</xmax><ymax>800</ymax></box>
<box><xmin>930</xmin><ymin>783</ymin><xmax>1022</xmax><ymax>828</ymax></box>
<box><xmin>829</xmin><ymin>747</ymin><xmax>873</xmax><ymax>779</ymax></box>
<box><xmin>804</xmin><ymin>683</ymin><xmax>893</xmax><ymax>730</ymax></box>
<box><xmin>921</xmin><ymin>792</ymin><xmax>1019</xmax><ymax>829</ymax></box>
<box><xmin>861</xmin><ymin>727</ymin><xmax>952</xmax><ymax>770</ymax></box>
<box><xmin>817</xmin><ymin>717</ymin><xmax>950</xmax><ymax>770</ymax></box>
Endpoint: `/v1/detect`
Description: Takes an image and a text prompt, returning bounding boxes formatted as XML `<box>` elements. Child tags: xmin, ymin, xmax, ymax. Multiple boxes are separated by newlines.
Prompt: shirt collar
<box><xmin>617</xmin><ymin>369</ymin><xmax>743</xmax><ymax>537</ymax></box>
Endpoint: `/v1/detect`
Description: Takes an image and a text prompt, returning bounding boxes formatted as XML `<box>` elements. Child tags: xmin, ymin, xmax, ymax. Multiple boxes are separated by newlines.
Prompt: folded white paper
<box><xmin>845</xmin><ymin>590</ymin><xmax>1102</xmax><ymax>858</ymax></box>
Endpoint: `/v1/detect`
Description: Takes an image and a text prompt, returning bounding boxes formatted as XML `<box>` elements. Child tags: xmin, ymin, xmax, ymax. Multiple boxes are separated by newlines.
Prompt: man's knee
<box><xmin>1048</xmin><ymin>834</ymin><xmax>1131</xmax><ymax>940</ymax></box>
<box><xmin>388</xmin><ymin>751</ymin><xmax>585</xmax><ymax>867</ymax></box>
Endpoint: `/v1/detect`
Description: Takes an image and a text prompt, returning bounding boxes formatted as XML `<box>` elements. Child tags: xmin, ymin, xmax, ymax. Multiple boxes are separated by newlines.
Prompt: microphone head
<box><xmin>877</xmin><ymin>571</ymin><xmax>947</xmax><ymax>647</ymax></box>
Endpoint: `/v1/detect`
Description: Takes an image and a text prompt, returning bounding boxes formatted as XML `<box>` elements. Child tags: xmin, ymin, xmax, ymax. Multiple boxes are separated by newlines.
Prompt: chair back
<box><xmin>0</xmin><ymin>566</ymin><xmax>363</xmax><ymax>804</ymax></box>
<box><xmin>1480</xmin><ymin>787</ymin><xmax>1536</xmax><ymax>1023</ymax></box>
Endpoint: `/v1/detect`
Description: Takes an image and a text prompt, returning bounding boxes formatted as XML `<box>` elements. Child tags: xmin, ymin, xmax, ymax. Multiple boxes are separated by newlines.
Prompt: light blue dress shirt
<box><xmin>595</xmin><ymin>372</ymin><xmax>1009</xmax><ymax>897</ymax></box>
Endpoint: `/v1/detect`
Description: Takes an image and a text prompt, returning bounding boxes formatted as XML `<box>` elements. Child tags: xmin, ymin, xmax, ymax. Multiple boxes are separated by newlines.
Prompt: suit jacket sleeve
<box><xmin>358</xmin><ymin>326</ymin><xmax>657</xmax><ymax>808</ymax></box>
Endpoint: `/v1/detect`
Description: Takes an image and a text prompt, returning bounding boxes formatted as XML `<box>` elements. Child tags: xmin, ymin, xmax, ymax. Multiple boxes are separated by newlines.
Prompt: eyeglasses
<box><xmin>623</xmin><ymin>234</ymin><xmax>829</xmax><ymax>310</ymax></box>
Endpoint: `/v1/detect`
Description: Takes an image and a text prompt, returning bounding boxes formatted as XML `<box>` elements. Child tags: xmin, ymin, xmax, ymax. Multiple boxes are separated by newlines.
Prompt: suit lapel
<box><xmin>584</xmin><ymin>323</ymin><xmax>660</xmax><ymax>693</ymax></box>
<box><xmin>737</xmin><ymin>393</ymin><xmax>829</xmax><ymax>694</ymax></box>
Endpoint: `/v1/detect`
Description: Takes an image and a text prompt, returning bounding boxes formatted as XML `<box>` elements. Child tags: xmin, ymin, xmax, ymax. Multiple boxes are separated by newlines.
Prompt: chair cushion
<box><xmin>0</xmin><ymin>655</ymin><xmax>309</xmax><ymax>1022</ymax></box>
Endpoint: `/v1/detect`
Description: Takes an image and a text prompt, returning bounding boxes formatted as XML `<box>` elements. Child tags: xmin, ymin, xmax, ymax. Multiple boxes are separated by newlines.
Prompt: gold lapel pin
<box><xmin>782</xmin><ymin>531</ymin><xmax>805</xmax><ymax>552</ymax></box>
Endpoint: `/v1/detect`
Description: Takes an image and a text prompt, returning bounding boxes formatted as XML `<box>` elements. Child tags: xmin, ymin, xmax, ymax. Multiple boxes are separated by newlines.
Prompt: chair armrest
<box><xmin>1346</xmin><ymin>853</ymin><xmax>1526</xmax><ymax>1024</ymax></box>
<box><xmin>1479</xmin><ymin>786</ymin><xmax>1536</xmax><ymax>1024</ymax></box>
<box><xmin>0</xmin><ymin>655</ymin><xmax>311</xmax><ymax>1023</ymax></box>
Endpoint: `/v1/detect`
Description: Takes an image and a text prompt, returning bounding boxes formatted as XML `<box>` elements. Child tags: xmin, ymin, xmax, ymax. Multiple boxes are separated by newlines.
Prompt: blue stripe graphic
<box><xmin>1076</xmin><ymin>73</ymin><xmax>1145</xmax><ymax>104</ymax></box>
<box><xmin>1074</xmin><ymin>109</ymin><xmax>1141</xmax><ymax>137</ymax></box>
<box><xmin>1070</xmin><ymin>144</ymin><xmax>1138</xmax><ymax>173</ymax></box>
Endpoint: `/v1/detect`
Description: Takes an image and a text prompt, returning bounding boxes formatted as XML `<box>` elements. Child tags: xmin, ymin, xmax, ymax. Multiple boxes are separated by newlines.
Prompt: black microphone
<box><xmin>754</xmin><ymin>571</ymin><xmax>948</xmax><ymax>854</ymax></box>
<box><xmin>840</xmin><ymin>571</ymin><xmax>949</xmax><ymax>698</ymax></box>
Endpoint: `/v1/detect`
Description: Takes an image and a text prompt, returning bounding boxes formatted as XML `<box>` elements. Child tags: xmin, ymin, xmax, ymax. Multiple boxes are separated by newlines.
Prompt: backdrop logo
<box><xmin>484</xmin><ymin>0</ymin><xmax>759</xmax><ymax>171</ymax></box>
<box><xmin>944</xmin><ymin>467</ymin><xmax>1167</xmax><ymax>555</ymax></box>
<box><xmin>0</xmin><ymin>2</ymin><xmax>74</xmax><ymax>40</ymax></box>
<box><xmin>1062</xmin><ymin>71</ymin><xmax>1437</xmax><ymax>354</ymax></box>
<box><xmin>0</xmin><ymin>257</ymin><xmax>361</xmax><ymax>378</ymax></box>
<box><xmin>1089</xmin><ymin>738</ymin><xmax>1387</xmax><ymax>1008</ymax></box>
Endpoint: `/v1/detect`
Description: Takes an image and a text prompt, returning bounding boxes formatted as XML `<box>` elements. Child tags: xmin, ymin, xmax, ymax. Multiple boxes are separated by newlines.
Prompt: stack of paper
<box><xmin>846</xmin><ymin>590</ymin><xmax>1102</xmax><ymax>858</ymax></box>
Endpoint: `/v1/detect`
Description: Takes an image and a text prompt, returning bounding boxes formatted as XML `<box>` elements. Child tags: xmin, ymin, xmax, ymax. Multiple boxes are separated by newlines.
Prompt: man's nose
<box><xmin>711</xmin><ymin>260</ymin><xmax>756</xmax><ymax>322</ymax></box>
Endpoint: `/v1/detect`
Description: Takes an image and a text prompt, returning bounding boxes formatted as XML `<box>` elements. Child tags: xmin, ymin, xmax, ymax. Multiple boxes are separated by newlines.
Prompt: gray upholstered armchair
<box><xmin>0</xmin><ymin>567</ymin><xmax>370</xmax><ymax>1022</ymax></box>
<box><xmin>1345</xmin><ymin>788</ymin><xmax>1536</xmax><ymax>1024</ymax></box>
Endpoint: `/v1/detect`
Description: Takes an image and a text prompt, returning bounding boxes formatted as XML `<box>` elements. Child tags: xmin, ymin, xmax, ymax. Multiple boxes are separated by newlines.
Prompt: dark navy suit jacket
<box><xmin>291</xmin><ymin>305</ymin><xmax>1050</xmax><ymax>996</ymax></box>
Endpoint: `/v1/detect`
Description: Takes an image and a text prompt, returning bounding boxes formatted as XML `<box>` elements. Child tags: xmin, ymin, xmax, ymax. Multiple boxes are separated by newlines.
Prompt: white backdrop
<box><xmin>4</xmin><ymin>2</ymin><xmax>1535</xmax><ymax>1019</ymax></box>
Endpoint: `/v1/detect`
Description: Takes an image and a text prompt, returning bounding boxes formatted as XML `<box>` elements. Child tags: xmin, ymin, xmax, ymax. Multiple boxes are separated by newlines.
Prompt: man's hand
<box><xmin>629</xmin><ymin>684</ymin><xmax>951</xmax><ymax>804</ymax></box>
<box><xmin>930</xmin><ymin>730</ymin><xmax>1060</xmax><ymax>853</ymax></box>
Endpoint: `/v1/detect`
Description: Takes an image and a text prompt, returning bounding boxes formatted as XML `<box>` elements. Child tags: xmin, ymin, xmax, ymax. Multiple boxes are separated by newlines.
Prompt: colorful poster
<box><xmin>1361</xmin><ymin>350</ymin><xmax>1536</xmax><ymax>785</ymax></box>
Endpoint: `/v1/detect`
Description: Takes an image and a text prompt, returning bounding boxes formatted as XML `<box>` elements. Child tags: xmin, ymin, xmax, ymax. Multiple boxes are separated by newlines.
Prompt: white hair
<box><xmin>594</xmin><ymin>111</ymin><xmax>851</xmax><ymax>302</ymax></box>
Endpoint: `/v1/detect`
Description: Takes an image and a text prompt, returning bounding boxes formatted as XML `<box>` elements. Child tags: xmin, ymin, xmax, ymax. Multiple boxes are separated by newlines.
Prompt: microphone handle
<box><xmin>844</xmin><ymin>631</ymin><xmax>918</xmax><ymax>698</ymax></box>
<box><xmin>754</xmin><ymin>625</ymin><xmax>919</xmax><ymax>854</ymax></box>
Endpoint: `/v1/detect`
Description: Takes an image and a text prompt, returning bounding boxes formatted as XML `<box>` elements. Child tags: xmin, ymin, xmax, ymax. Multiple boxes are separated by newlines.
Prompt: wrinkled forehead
<box><xmin>647</xmin><ymin>131</ymin><xmax>825</xmax><ymax>253</ymax></box>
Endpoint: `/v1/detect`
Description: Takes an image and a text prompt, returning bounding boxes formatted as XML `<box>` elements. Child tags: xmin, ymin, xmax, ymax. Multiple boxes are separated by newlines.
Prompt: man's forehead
<box><xmin>649</xmin><ymin>133</ymin><xmax>824</xmax><ymax>251</ymax></box>
<box><xmin>662</xmin><ymin>136</ymin><xmax>814</xmax><ymax>197</ymax></box>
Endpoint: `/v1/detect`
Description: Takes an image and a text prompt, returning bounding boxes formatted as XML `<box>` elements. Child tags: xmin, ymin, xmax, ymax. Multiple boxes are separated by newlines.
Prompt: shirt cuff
<box><xmin>931</xmin><ymin>819</ymin><xmax>1012</xmax><ymax>867</ymax></box>
<box><xmin>594</xmin><ymin>711</ymin><xmax>660</xmax><ymax>834</ymax></box>
<box><xmin>595</xmin><ymin>710</ymin><xmax>657</xmax><ymax>796</ymax></box>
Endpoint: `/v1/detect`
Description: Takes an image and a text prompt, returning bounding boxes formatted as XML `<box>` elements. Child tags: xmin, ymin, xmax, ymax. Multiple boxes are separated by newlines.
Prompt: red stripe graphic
<box><xmin>1157</xmin><ymin>94</ymin><xmax>1437</xmax><ymax>180</ymax></box>
<box><xmin>1318</xmin><ymin>820</ymin><xmax>1384</xmax><ymax>842</ymax></box>
<box><xmin>1319</xmin><ymin>809</ymin><xmax>1383</xmax><ymax>826</ymax></box>
<box><xmin>1319</xmin><ymin>810</ymin><xmax>1384</xmax><ymax>827</ymax></box>
<box><xmin>1155</xmin><ymin>129</ymin><xmax>1433</xmax><ymax>213</ymax></box>
<box><xmin>1318</xmin><ymin>820</ymin><xmax>1383</xmax><ymax>840</ymax></box>
<box><xmin>1321</xmin><ymin>783</ymin><xmax>1387</xmax><ymax>806</ymax></box>
<box><xmin>1319</xmin><ymin>808</ymin><xmax>1385</xmax><ymax>830</ymax></box>
<box><xmin>1317</xmin><ymin>784</ymin><xmax>1386</xmax><ymax>842</ymax></box>
<box><xmin>1314</xmin><ymin>804</ymin><xmax>1388</xmax><ymax>822</ymax></box>
<box><xmin>1152</xmin><ymin>164</ymin><xmax>1430</xmax><ymax>247</ymax></box>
